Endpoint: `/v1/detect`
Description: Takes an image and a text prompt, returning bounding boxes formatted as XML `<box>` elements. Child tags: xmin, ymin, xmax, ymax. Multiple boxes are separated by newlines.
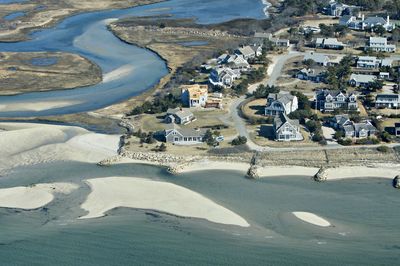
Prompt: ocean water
<box><xmin>3</xmin><ymin>11</ymin><xmax>26</xmax><ymax>21</ymax></box>
<box><xmin>0</xmin><ymin>161</ymin><xmax>399</xmax><ymax>265</ymax></box>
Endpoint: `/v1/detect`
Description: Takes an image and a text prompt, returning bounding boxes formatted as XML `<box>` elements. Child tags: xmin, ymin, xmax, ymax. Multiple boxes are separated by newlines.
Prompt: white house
<box><xmin>270</xmin><ymin>38</ymin><xmax>290</xmax><ymax>48</ymax></box>
<box><xmin>315</xmin><ymin>89</ymin><xmax>358</xmax><ymax>112</ymax></box>
<box><xmin>303</xmin><ymin>52</ymin><xmax>341</xmax><ymax>67</ymax></box>
<box><xmin>316</xmin><ymin>38</ymin><xmax>346</xmax><ymax>50</ymax></box>
<box><xmin>235</xmin><ymin>44</ymin><xmax>262</xmax><ymax>60</ymax></box>
<box><xmin>165</xmin><ymin>108</ymin><xmax>195</xmax><ymax>125</ymax></box>
<box><xmin>164</xmin><ymin>124</ymin><xmax>206</xmax><ymax>145</ymax></box>
<box><xmin>296</xmin><ymin>68</ymin><xmax>326</xmax><ymax>83</ymax></box>
<box><xmin>375</xmin><ymin>94</ymin><xmax>400</xmax><ymax>108</ymax></box>
<box><xmin>356</xmin><ymin>56</ymin><xmax>381</xmax><ymax>69</ymax></box>
<box><xmin>225</xmin><ymin>54</ymin><xmax>251</xmax><ymax>70</ymax></box>
<box><xmin>265</xmin><ymin>91</ymin><xmax>298</xmax><ymax>116</ymax></box>
<box><xmin>273</xmin><ymin>113</ymin><xmax>303</xmax><ymax>141</ymax></box>
<box><xmin>366</xmin><ymin>37</ymin><xmax>396</xmax><ymax>53</ymax></box>
<box><xmin>340</xmin><ymin>14</ymin><xmax>395</xmax><ymax>31</ymax></box>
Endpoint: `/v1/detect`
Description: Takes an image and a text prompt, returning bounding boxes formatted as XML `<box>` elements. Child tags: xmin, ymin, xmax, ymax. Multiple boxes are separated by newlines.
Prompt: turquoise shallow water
<box><xmin>0</xmin><ymin>161</ymin><xmax>399</xmax><ymax>265</ymax></box>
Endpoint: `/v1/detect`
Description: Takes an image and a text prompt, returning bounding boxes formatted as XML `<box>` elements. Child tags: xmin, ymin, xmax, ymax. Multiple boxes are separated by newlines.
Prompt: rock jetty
<box><xmin>246</xmin><ymin>165</ymin><xmax>259</xmax><ymax>179</ymax></box>
<box><xmin>314</xmin><ymin>167</ymin><xmax>328</xmax><ymax>182</ymax></box>
<box><xmin>97</xmin><ymin>155</ymin><xmax>122</xmax><ymax>167</ymax></box>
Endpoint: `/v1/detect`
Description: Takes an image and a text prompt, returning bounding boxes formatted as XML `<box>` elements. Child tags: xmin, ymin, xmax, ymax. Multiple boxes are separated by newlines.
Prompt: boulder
<box><xmin>314</xmin><ymin>167</ymin><xmax>327</xmax><ymax>182</ymax></box>
<box><xmin>246</xmin><ymin>165</ymin><xmax>259</xmax><ymax>179</ymax></box>
<box><xmin>393</xmin><ymin>176</ymin><xmax>400</xmax><ymax>189</ymax></box>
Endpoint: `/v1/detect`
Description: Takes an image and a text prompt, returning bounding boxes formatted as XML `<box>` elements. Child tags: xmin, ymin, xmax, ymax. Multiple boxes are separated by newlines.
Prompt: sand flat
<box><xmin>0</xmin><ymin>122</ymin><xmax>120</xmax><ymax>176</ymax></box>
<box><xmin>80</xmin><ymin>176</ymin><xmax>250</xmax><ymax>227</ymax></box>
<box><xmin>293</xmin><ymin>212</ymin><xmax>331</xmax><ymax>227</ymax></box>
<box><xmin>0</xmin><ymin>183</ymin><xmax>78</xmax><ymax>210</ymax></box>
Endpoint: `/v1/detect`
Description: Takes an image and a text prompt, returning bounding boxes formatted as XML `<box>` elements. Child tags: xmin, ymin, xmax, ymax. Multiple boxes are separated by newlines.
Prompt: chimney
<box><xmin>361</xmin><ymin>14</ymin><xmax>365</xmax><ymax>21</ymax></box>
<box><xmin>387</xmin><ymin>15</ymin><xmax>390</xmax><ymax>25</ymax></box>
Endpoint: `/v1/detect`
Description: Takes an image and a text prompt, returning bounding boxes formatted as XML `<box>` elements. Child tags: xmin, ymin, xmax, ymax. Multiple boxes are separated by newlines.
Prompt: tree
<box><xmin>372</xmin><ymin>25</ymin><xmax>386</xmax><ymax>36</ymax></box>
<box><xmin>368</xmin><ymin>80</ymin><xmax>384</xmax><ymax>92</ymax></box>
<box><xmin>326</xmin><ymin>55</ymin><xmax>353</xmax><ymax>90</ymax></box>
<box><xmin>231</xmin><ymin>136</ymin><xmax>247</xmax><ymax>146</ymax></box>
<box><xmin>319</xmin><ymin>23</ymin><xmax>334</xmax><ymax>37</ymax></box>
<box><xmin>334</xmin><ymin>130</ymin><xmax>344</xmax><ymax>140</ymax></box>
<box><xmin>377</xmin><ymin>145</ymin><xmax>390</xmax><ymax>153</ymax></box>
<box><xmin>303</xmin><ymin>59</ymin><xmax>316</xmax><ymax>68</ymax></box>
<box><xmin>333</xmin><ymin>24</ymin><xmax>348</xmax><ymax>37</ymax></box>
<box><xmin>253</xmin><ymin>84</ymin><xmax>279</xmax><ymax>98</ymax></box>
<box><xmin>291</xmin><ymin>91</ymin><xmax>311</xmax><ymax>110</ymax></box>
<box><xmin>392</xmin><ymin>28</ymin><xmax>400</xmax><ymax>42</ymax></box>
<box><xmin>233</xmin><ymin>81</ymin><xmax>248</xmax><ymax>95</ymax></box>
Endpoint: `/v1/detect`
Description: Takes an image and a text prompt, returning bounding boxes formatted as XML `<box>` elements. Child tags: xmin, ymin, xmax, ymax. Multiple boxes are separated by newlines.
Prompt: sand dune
<box><xmin>0</xmin><ymin>122</ymin><xmax>120</xmax><ymax>175</ymax></box>
<box><xmin>292</xmin><ymin>212</ymin><xmax>331</xmax><ymax>227</ymax></box>
<box><xmin>0</xmin><ymin>183</ymin><xmax>78</xmax><ymax>210</ymax></box>
<box><xmin>80</xmin><ymin>176</ymin><xmax>250</xmax><ymax>227</ymax></box>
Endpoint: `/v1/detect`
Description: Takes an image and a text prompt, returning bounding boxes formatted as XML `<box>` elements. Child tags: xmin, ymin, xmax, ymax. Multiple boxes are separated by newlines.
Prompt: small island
<box><xmin>0</xmin><ymin>52</ymin><xmax>102</xmax><ymax>95</ymax></box>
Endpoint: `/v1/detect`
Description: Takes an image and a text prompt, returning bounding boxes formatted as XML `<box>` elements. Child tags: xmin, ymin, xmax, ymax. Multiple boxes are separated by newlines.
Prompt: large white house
<box><xmin>265</xmin><ymin>91</ymin><xmax>298</xmax><ymax>116</ymax></box>
<box><xmin>163</xmin><ymin>124</ymin><xmax>206</xmax><ymax>145</ymax></box>
<box><xmin>375</xmin><ymin>94</ymin><xmax>400</xmax><ymax>108</ymax></box>
<box><xmin>340</xmin><ymin>14</ymin><xmax>395</xmax><ymax>31</ymax></box>
<box><xmin>303</xmin><ymin>51</ymin><xmax>342</xmax><ymax>67</ymax></box>
<box><xmin>273</xmin><ymin>113</ymin><xmax>303</xmax><ymax>142</ymax></box>
<box><xmin>366</xmin><ymin>37</ymin><xmax>396</xmax><ymax>53</ymax></box>
<box><xmin>356</xmin><ymin>56</ymin><xmax>381</xmax><ymax>69</ymax></box>
<box><xmin>315</xmin><ymin>89</ymin><xmax>358</xmax><ymax>112</ymax></box>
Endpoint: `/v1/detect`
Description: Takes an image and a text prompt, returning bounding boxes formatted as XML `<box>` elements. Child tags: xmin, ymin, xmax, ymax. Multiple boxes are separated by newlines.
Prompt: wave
<box><xmin>261</xmin><ymin>0</ymin><xmax>272</xmax><ymax>18</ymax></box>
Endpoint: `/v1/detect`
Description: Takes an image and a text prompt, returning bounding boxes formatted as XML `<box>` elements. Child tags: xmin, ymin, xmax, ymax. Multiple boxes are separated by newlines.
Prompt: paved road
<box><xmin>230</xmin><ymin>48</ymin><xmax>400</xmax><ymax>152</ymax></box>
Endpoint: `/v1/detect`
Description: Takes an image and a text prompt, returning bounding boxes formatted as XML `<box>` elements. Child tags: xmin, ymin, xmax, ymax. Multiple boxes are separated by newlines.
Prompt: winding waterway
<box><xmin>0</xmin><ymin>0</ymin><xmax>266</xmax><ymax>117</ymax></box>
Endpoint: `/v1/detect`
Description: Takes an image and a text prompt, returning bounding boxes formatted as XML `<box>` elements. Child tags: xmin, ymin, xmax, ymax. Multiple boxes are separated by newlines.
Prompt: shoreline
<box><xmin>107</xmin><ymin>154</ymin><xmax>400</xmax><ymax>181</ymax></box>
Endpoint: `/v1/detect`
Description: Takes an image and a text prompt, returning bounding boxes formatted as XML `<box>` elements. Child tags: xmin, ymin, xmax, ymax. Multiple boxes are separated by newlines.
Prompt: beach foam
<box><xmin>292</xmin><ymin>212</ymin><xmax>331</xmax><ymax>227</ymax></box>
<box><xmin>80</xmin><ymin>176</ymin><xmax>250</xmax><ymax>227</ymax></box>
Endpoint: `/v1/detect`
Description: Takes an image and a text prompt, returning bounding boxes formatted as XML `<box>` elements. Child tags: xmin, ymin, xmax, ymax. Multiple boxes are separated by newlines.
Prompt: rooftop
<box><xmin>181</xmin><ymin>84</ymin><xmax>208</xmax><ymax>100</ymax></box>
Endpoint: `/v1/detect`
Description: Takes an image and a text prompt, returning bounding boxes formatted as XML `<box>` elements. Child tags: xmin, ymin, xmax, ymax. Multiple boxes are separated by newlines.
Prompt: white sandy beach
<box><xmin>0</xmin><ymin>122</ymin><xmax>120</xmax><ymax>175</ymax></box>
<box><xmin>0</xmin><ymin>183</ymin><xmax>78</xmax><ymax>209</ymax></box>
<box><xmin>80</xmin><ymin>176</ymin><xmax>250</xmax><ymax>227</ymax></box>
<box><xmin>292</xmin><ymin>212</ymin><xmax>331</xmax><ymax>227</ymax></box>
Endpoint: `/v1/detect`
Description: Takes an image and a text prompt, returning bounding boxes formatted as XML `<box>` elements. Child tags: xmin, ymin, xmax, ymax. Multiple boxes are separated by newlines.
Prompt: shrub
<box><xmin>338</xmin><ymin>138</ymin><xmax>352</xmax><ymax>146</ymax></box>
<box><xmin>158</xmin><ymin>143</ymin><xmax>167</xmax><ymax>152</ymax></box>
<box><xmin>231</xmin><ymin>136</ymin><xmax>247</xmax><ymax>146</ymax></box>
<box><xmin>377</xmin><ymin>145</ymin><xmax>390</xmax><ymax>153</ymax></box>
